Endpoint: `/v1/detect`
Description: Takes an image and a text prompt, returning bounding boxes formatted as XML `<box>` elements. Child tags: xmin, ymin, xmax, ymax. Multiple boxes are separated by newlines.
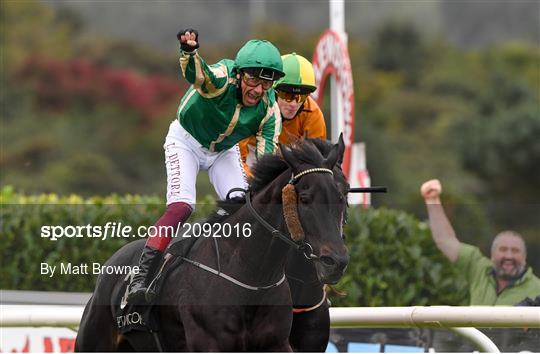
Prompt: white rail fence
<box><xmin>329</xmin><ymin>306</ymin><xmax>540</xmax><ymax>328</ymax></box>
<box><xmin>1</xmin><ymin>305</ymin><xmax>539</xmax><ymax>352</ymax></box>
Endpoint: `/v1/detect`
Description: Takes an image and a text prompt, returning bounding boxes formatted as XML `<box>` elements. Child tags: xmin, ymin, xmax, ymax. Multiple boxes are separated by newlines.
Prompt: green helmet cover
<box><xmin>235</xmin><ymin>40</ymin><xmax>285</xmax><ymax>80</ymax></box>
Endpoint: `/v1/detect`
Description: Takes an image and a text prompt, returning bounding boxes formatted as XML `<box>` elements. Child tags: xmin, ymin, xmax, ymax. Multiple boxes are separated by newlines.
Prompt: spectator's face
<box><xmin>491</xmin><ymin>234</ymin><xmax>526</xmax><ymax>279</ymax></box>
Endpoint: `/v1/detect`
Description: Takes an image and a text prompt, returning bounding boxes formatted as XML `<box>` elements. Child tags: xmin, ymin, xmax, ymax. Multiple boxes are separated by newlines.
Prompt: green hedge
<box><xmin>1</xmin><ymin>186</ymin><xmax>467</xmax><ymax>305</ymax></box>
<box><xmin>0</xmin><ymin>186</ymin><xmax>215</xmax><ymax>292</ymax></box>
<box><xmin>335</xmin><ymin>206</ymin><xmax>468</xmax><ymax>306</ymax></box>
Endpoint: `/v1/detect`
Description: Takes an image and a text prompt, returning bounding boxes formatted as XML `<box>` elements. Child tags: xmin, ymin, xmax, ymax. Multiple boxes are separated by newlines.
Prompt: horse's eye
<box><xmin>299</xmin><ymin>193</ymin><xmax>312</xmax><ymax>204</ymax></box>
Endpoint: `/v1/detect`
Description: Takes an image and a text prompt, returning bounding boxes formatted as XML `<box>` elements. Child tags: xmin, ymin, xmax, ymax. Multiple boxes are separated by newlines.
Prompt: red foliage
<box><xmin>16</xmin><ymin>57</ymin><xmax>187</xmax><ymax>125</ymax></box>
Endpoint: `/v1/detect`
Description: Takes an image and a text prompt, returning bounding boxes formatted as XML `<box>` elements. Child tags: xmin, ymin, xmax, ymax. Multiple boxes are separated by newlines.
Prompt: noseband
<box><xmin>230</xmin><ymin>167</ymin><xmax>334</xmax><ymax>260</ymax></box>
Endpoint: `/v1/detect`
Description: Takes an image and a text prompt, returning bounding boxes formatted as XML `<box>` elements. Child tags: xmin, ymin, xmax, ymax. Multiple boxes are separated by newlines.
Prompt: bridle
<box><xmin>229</xmin><ymin>166</ymin><xmax>335</xmax><ymax>261</ymax></box>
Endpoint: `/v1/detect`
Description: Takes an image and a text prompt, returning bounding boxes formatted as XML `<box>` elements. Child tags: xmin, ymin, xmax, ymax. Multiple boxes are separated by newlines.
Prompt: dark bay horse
<box><xmin>75</xmin><ymin>138</ymin><xmax>349</xmax><ymax>352</ymax></box>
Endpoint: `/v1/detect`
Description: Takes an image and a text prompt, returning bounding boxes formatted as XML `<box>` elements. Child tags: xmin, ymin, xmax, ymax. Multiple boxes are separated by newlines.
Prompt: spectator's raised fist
<box><xmin>421</xmin><ymin>179</ymin><xmax>442</xmax><ymax>203</ymax></box>
<box><xmin>177</xmin><ymin>28</ymin><xmax>199</xmax><ymax>52</ymax></box>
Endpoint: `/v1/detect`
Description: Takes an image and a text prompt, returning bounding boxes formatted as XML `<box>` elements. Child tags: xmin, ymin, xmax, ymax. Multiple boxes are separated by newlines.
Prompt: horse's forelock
<box><xmin>308</xmin><ymin>138</ymin><xmax>333</xmax><ymax>157</ymax></box>
<box><xmin>291</xmin><ymin>140</ymin><xmax>325</xmax><ymax>167</ymax></box>
<box><xmin>307</xmin><ymin>138</ymin><xmax>348</xmax><ymax>193</ymax></box>
<box><xmin>251</xmin><ymin>140</ymin><xmax>329</xmax><ymax>194</ymax></box>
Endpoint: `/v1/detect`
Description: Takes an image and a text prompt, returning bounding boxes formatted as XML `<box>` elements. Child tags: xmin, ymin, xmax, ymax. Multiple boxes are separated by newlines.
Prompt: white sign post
<box><xmin>329</xmin><ymin>0</ymin><xmax>345</xmax><ymax>143</ymax></box>
<box><xmin>312</xmin><ymin>0</ymin><xmax>371</xmax><ymax>205</ymax></box>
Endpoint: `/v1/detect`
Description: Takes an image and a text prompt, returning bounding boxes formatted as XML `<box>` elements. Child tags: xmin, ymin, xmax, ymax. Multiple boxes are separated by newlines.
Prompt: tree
<box><xmin>369</xmin><ymin>21</ymin><xmax>427</xmax><ymax>86</ymax></box>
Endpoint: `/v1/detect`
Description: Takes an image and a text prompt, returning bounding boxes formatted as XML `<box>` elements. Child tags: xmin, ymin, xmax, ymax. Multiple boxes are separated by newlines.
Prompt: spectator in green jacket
<box><xmin>420</xmin><ymin>179</ymin><xmax>540</xmax><ymax>305</ymax></box>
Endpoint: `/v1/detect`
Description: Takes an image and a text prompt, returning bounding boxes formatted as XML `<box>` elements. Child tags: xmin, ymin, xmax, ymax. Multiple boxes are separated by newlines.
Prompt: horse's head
<box><xmin>278</xmin><ymin>135</ymin><xmax>349</xmax><ymax>284</ymax></box>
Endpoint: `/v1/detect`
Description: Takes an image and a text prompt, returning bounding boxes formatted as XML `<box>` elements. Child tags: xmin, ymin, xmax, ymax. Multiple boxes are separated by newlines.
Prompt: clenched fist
<box><xmin>177</xmin><ymin>28</ymin><xmax>199</xmax><ymax>52</ymax></box>
<box><xmin>420</xmin><ymin>179</ymin><xmax>442</xmax><ymax>204</ymax></box>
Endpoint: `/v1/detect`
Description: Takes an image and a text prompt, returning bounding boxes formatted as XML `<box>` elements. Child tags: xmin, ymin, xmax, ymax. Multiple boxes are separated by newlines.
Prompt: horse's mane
<box><xmin>251</xmin><ymin>139</ymin><xmax>326</xmax><ymax>193</ymax></box>
<box><xmin>206</xmin><ymin>139</ymin><xmax>333</xmax><ymax>223</ymax></box>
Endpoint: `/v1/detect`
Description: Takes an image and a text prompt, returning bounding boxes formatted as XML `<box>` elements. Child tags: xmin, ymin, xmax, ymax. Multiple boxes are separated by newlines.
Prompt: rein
<box><xmin>181</xmin><ymin>256</ymin><xmax>287</xmax><ymax>291</ymax></box>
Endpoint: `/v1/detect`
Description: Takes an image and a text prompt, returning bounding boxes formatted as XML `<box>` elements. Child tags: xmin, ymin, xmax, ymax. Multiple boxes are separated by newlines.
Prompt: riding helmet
<box><xmin>274</xmin><ymin>53</ymin><xmax>317</xmax><ymax>94</ymax></box>
<box><xmin>235</xmin><ymin>39</ymin><xmax>285</xmax><ymax>81</ymax></box>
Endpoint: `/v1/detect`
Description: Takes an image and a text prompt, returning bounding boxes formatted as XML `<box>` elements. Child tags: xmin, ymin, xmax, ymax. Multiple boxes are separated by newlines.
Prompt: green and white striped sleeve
<box><xmin>179</xmin><ymin>51</ymin><xmax>229</xmax><ymax>98</ymax></box>
<box><xmin>256</xmin><ymin>100</ymin><xmax>282</xmax><ymax>159</ymax></box>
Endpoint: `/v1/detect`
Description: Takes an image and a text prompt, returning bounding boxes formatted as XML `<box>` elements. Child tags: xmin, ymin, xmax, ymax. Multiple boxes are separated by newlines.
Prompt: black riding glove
<box><xmin>177</xmin><ymin>28</ymin><xmax>199</xmax><ymax>52</ymax></box>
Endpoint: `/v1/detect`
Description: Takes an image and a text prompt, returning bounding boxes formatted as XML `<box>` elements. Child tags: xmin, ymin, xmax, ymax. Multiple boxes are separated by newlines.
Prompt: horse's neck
<box><xmin>218</xmin><ymin>175</ymin><xmax>291</xmax><ymax>284</ymax></box>
<box><xmin>223</xmin><ymin>203</ymin><xmax>290</xmax><ymax>284</ymax></box>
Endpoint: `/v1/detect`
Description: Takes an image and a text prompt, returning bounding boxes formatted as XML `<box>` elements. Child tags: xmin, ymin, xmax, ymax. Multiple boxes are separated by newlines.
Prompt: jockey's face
<box><xmin>276</xmin><ymin>90</ymin><xmax>309</xmax><ymax>120</ymax></box>
<box><xmin>277</xmin><ymin>96</ymin><xmax>303</xmax><ymax>120</ymax></box>
<box><xmin>239</xmin><ymin>72</ymin><xmax>272</xmax><ymax>107</ymax></box>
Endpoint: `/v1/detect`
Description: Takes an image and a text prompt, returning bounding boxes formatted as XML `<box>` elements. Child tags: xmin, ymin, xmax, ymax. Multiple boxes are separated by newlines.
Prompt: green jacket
<box><xmin>177</xmin><ymin>49</ymin><xmax>281</xmax><ymax>156</ymax></box>
<box><xmin>456</xmin><ymin>243</ymin><xmax>540</xmax><ymax>305</ymax></box>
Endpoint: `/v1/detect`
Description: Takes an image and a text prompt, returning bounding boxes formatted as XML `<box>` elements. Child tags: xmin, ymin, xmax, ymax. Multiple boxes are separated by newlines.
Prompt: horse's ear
<box><xmin>336</xmin><ymin>133</ymin><xmax>345</xmax><ymax>166</ymax></box>
<box><xmin>279</xmin><ymin>143</ymin><xmax>298</xmax><ymax>170</ymax></box>
<box><xmin>325</xmin><ymin>134</ymin><xmax>345</xmax><ymax>169</ymax></box>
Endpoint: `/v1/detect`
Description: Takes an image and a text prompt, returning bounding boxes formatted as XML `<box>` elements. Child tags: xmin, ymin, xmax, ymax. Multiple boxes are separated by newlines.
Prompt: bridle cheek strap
<box><xmin>282</xmin><ymin>183</ymin><xmax>305</xmax><ymax>242</ymax></box>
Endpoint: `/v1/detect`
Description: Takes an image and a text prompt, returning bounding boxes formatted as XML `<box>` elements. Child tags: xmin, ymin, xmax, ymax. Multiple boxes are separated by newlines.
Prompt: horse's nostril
<box><xmin>320</xmin><ymin>256</ymin><xmax>336</xmax><ymax>267</ymax></box>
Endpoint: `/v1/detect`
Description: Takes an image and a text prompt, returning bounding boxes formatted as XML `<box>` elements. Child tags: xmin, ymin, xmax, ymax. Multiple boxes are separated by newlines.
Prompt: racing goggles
<box><xmin>276</xmin><ymin>90</ymin><xmax>309</xmax><ymax>103</ymax></box>
<box><xmin>242</xmin><ymin>72</ymin><xmax>274</xmax><ymax>90</ymax></box>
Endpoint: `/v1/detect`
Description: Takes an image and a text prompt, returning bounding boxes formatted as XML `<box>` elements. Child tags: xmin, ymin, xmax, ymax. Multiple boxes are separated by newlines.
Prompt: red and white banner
<box><xmin>312</xmin><ymin>29</ymin><xmax>355</xmax><ymax>177</ymax></box>
<box><xmin>312</xmin><ymin>29</ymin><xmax>370</xmax><ymax>205</ymax></box>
